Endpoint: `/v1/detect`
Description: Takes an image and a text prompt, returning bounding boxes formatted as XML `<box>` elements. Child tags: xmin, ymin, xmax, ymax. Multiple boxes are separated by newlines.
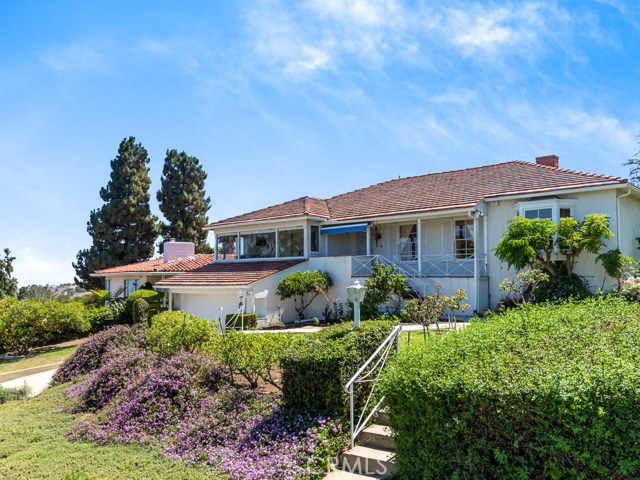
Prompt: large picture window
<box><xmin>524</xmin><ymin>207</ymin><xmax>552</xmax><ymax>219</ymax></box>
<box><xmin>454</xmin><ymin>220</ymin><xmax>474</xmax><ymax>259</ymax></box>
<box><xmin>278</xmin><ymin>228</ymin><xmax>304</xmax><ymax>257</ymax></box>
<box><xmin>517</xmin><ymin>200</ymin><xmax>574</xmax><ymax>224</ymax></box>
<box><xmin>218</xmin><ymin>234</ymin><xmax>237</xmax><ymax>259</ymax></box>
<box><xmin>398</xmin><ymin>224</ymin><xmax>417</xmax><ymax>260</ymax></box>
<box><xmin>240</xmin><ymin>232</ymin><xmax>276</xmax><ymax>259</ymax></box>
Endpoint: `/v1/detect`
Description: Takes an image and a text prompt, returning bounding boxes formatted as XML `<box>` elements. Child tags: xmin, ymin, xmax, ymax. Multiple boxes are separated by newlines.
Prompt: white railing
<box><xmin>352</xmin><ymin>254</ymin><xmax>487</xmax><ymax>278</ymax></box>
<box><xmin>344</xmin><ymin>325</ymin><xmax>402</xmax><ymax>449</ymax></box>
<box><xmin>351</xmin><ymin>255</ymin><xmax>421</xmax><ymax>279</ymax></box>
<box><xmin>419</xmin><ymin>254</ymin><xmax>487</xmax><ymax>277</ymax></box>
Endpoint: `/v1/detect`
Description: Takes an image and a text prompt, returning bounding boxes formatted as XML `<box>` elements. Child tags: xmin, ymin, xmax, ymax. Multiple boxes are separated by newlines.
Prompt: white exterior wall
<box><xmin>618</xmin><ymin>192</ymin><xmax>640</xmax><ymax>261</ymax></box>
<box><xmin>485</xmin><ymin>189</ymin><xmax>622</xmax><ymax>308</ymax></box>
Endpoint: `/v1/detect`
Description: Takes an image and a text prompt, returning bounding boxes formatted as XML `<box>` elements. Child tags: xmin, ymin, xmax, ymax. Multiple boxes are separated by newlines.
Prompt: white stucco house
<box><xmin>92</xmin><ymin>155</ymin><xmax>640</xmax><ymax>323</ymax></box>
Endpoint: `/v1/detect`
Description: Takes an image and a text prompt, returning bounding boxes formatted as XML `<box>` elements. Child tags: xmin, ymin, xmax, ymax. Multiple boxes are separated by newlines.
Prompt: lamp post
<box><xmin>346</xmin><ymin>280</ymin><xmax>367</xmax><ymax>328</ymax></box>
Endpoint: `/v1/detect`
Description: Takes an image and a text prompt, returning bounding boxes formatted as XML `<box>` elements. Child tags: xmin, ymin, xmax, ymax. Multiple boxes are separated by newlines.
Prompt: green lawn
<box><xmin>0</xmin><ymin>346</ymin><xmax>78</xmax><ymax>375</ymax></box>
<box><xmin>0</xmin><ymin>385</ymin><xmax>223</xmax><ymax>479</ymax></box>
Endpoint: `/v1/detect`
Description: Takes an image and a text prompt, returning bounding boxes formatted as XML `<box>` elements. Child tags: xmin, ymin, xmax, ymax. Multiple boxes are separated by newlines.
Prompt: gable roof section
<box><xmin>153</xmin><ymin>259</ymin><xmax>305</xmax><ymax>287</ymax></box>
<box><xmin>206</xmin><ymin>196</ymin><xmax>329</xmax><ymax>228</ymax></box>
<box><xmin>93</xmin><ymin>254</ymin><xmax>214</xmax><ymax>275</ymax></box>
<box><xmin>207</xmin><ymin>161</ymin><xmax>626</xmax><ymax>227</ymax></box>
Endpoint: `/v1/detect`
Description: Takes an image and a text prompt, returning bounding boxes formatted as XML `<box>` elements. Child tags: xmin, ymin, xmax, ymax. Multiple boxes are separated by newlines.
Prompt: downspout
<box><xmin>468</xmin><ymin>209</ymin><xmax>482</xmax><ymax>313</ymax></box>
<box><xmin>616</xmin><ymin>188</ymin><xmax>632</xmax><ymax>250</ymax></box>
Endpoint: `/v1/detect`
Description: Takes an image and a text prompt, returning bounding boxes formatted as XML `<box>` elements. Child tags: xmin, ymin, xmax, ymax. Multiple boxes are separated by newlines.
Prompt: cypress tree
<box><xmin>156</xmin><ymin>149</ymin><xmax>211</xmax><ymax>253</ymax></box>
<box><xmin>73</xmin><ymin>137</ymin><xmax>160</xmax><ymax>288</ymax></box>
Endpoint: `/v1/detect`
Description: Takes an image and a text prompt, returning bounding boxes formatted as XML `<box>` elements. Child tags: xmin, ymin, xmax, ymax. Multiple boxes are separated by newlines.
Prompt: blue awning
<box><xmin>320</xmin><ymin>223</ymin><xmax>368</xmax><ymax>235</ymax></box>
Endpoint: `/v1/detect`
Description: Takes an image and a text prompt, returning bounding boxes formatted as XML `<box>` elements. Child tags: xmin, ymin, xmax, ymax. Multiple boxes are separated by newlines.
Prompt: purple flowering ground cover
<box><xmin>59</xmin><ymin>326</ymin><xmax>346</xmax><ymax>479</ymax></box>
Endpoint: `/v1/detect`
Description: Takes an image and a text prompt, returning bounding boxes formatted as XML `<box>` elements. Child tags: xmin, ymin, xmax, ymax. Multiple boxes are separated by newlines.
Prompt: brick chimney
<box><xmin>536</xmin><ymin>155</ymin><xmax>559</xmax><ymax>168</ymax></box>
<box><xmin>163</xmin><ymin>241</ymin><xmax>195</xmax><ymax>263</ymax></box>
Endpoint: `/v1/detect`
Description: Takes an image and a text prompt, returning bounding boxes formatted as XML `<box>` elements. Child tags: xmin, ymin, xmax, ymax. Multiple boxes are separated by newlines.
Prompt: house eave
<box><xmin>205</xmin><ymin>215</ymin><xmax>328</xmax><ymax>231</ymax></box>
<box><xmin>483</xmin><ymin>181</ymin><xmax>628</xmax><ymax>202</ymax></box>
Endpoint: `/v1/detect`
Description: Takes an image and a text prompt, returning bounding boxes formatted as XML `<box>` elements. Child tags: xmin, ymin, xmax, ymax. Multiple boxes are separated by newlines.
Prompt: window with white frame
<box><xmin>218</xmin><ymin>234</ymin><xmax>237</xmax><ymax>259</ymax></box>
<box><xmin>105</xmin><ymin>279</ymin><xmax>112</xmax><ymax>294</ymax></box>
<box><xmin>278</xmin><ymin>228</ymin><xmax>304</xmax><ymax>257</ymax></box>
<box><xmin>518</xmin><ymin>199</ymin><xmax>575</xmax><ymax>223</ymax></box>
<box><xmin>124</xmin><ymin>279</ymin><xmax>139</xmax><ymax>296</ymax></box>
<box><xmin>310</xmin><ymin>225</ymin><xmax>320</xmax><ymax>253</ymax></box>
<box><xmin>398</xmin><ymin>224</ymin><xmax>417</xmax><ymax>260</ymax></box>
<box><xmin>240</xmin><ymin>231</ymin><xmax>276</xmax><ymax>259</ymax></box>
<box><xmin>454</xmin><ymin>220</ymin><xmax>474</xmax><ymax>259</ymax></box>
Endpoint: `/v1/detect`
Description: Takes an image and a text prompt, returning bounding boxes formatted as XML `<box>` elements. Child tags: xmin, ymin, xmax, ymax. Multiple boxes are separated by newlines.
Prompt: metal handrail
<box><xmin>344</xmin><ymin>325</ymin><xmax>402</xmax><ymax>448</ymax></box>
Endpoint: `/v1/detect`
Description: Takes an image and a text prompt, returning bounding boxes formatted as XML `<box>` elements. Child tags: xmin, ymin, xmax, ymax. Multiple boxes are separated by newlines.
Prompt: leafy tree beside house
<box><xmin>494</xmin><ymin>213</ymin><xmax>614</xmax><ymax>300</ymax></box>
<box><xmin>0</xmin><ymin>248</ymin><xmax>18</xmax><ymax>298</ymax></box>
<box><xmin>156</xmin><ymin>149</ymin><xmax>212</xmax><ymax>253</ymax></box>
<box><xmin>276</xmin><ymin>270</ymin><xmax>333</xmax><ymax>320</ymax></box>
<box><xmin>73</xmin><ymin>137</ymin><xmax>160</xmax><ymax>289</ymax></box>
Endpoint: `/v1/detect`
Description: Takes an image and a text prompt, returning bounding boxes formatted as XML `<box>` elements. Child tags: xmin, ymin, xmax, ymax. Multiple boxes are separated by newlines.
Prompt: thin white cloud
<box><xmin>138</xmin><ymin>38</ymin><xmax>205</xmax><ymax>75</ymax></box>
<box><xmin>39</xmin><ymin>41</ymin><xmax>115</xmax><ymax>74</ymax></box>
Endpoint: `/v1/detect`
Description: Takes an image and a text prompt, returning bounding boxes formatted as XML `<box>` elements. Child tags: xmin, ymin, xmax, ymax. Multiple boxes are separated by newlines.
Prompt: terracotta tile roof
<box><xmin>154</xmin><ymin>259</ymin><xmax>305</xmax><ymax>287</ymax></box>
<box><xmin>206</xmin><ymin>196</ymin><xmax>329</xmax><ymax>228</ymax></box>
<box><xmin>207</xmin><ymin>161</ymin><xmax>626</xmax><ymax>226</ymax></box>
<box><xmin>93</xmin><ymin>254</ymin><xmax>214</xmax><ymax>275</ymax></box>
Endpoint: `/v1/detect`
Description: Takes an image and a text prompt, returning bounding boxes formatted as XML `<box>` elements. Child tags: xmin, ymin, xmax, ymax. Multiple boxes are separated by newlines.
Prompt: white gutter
<box><xmin>205</xmin><ymin>215</ymin><xmax>328</xmax><ymax>231</ymax></box>
<box><xmin>616</xmin><ymin>188</ymin><xmax>632</xmax><ymax>250</ymax></box>
<box><xmin>485</xmin><ymin>182</ymin><xmax>631</xmax><ymax>202</ymax></box>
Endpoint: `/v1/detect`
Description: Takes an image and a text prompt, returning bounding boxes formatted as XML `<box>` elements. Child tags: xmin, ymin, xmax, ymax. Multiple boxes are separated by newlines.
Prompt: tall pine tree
<box><xmin>74</xmin><ymin>137</ymin><xmax>160</xmax><ymax>288</ymax></box>
<box><xmin>156</xmin><ymin>149</ymin><xmax>211</xmax><ymax>253</ymax></box>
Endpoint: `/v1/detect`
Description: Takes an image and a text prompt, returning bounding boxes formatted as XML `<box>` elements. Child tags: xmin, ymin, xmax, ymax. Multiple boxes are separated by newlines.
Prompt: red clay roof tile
<box><xmin>206</xmin><ymin>161</ymin><xmax>626</xmax><ymax>227</ymax></box>
<box><xmin>153</xmin><ymin>259</ymin><xmax>305</xmax><ymax>287</ymax></box>
<box><xmin>93</xmin><ymin>254</ymin><xmax>214</xmax><ymax>275</ymax></box>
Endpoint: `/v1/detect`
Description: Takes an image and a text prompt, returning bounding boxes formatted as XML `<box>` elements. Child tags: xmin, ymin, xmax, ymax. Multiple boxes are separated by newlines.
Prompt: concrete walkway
<box><xmin>1</xmin><ymin>368</ymin><xmax>58</xmax><ymax>397</ymax></box>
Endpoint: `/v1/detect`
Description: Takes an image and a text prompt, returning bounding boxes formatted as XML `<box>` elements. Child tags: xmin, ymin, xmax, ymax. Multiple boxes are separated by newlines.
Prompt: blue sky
<box><xmin>1</xmin><ymin>0</ymin><xmax>639</xmax><ymax>286</ymax></box>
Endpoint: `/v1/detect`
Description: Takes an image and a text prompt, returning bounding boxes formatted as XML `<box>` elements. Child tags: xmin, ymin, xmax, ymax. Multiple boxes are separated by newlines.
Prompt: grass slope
<box><xmin>0</xmin><ymin>385</ymin><xmax>222</xmax><ymax>480</ymax></box>
<box><xmin>0</xmin><ymin>346</ymin><xmax>78</xmax><ymax>375</ymax></box>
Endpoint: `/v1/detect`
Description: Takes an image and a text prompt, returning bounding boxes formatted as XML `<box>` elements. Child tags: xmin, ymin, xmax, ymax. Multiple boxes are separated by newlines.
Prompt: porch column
<box><xmin>472</xmin><ymin>211</ymin><xmax>480</xmax><ymax>313</ymax></box>
<box><xmin>366</xmin><ymin>225</ymin><xmax>372</xmax><ymax>255</ymax></box>
<box><xmin>168</xmin><ymin>290</ymin><xmax>173</xmax><ymax>311</ymax></box>
<box><xmin>303</xmin><ymin>225</ymin><xmax>309</xmax><ymax>258</ymax></box>
<box><xmin>212</xmin><ymin>231</ymin><xmax>217</xmax><ymax>262</ymax></box>
<box><xmin>417</xmin><ymin>219</ymin><xmax>422</xmax><ymax>275</ymax></box>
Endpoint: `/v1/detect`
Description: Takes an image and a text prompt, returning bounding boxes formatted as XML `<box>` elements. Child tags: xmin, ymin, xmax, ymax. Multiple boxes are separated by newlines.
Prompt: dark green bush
<box><xmin>131</xmin><ymin>298</ymin><xmax>150</xmax><ymax>325</ymax></box>
<box><xmin>382</xmin><ymin>297</ymin><xmax>640</xmax><ymax>479</ymax></box>
<box><xmin>126</xmin><ymin>289</ymin><xmax>163</xmax><ymax>317</ymax></box>
<box><xmin>147</xmin><ymin>311</ymin><xmax>217</xmax><ymax>356</ymax></box>
<box><xmin>534</xmin><ymin>271</ymin><xmax>591</xmax><ymax>302</ymax></box>
<box><xmin>281</xmin><ymin>320</ymin><xmax>397</xmax><ymax>418</ymax></box>
<box><xmin>224</xmin><ymin>313</ymin><xmax>258</xmax><ymax>329</ymax></box>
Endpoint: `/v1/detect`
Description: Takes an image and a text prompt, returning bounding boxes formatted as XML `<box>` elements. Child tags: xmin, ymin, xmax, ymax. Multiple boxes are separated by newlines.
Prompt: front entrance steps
<box><xmin>326</xmin><ymin>410</ymin><xmax>396</xmax><ymax>479</ymax></box>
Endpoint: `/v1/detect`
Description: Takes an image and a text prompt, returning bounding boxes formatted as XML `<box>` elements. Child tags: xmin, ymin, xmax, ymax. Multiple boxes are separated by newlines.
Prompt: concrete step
<box><xmin>375</xmin><ymin>409</ymin><xmax>390</xmax><ymax>427</ymax></box>
<box><xmin>360</xmin><ymin>424</ymin><xmax>395</xmax><ymax>450</ymax></box>
<box><xmin>341</xmin><ymin>445</ymin><xmax>396</xmax><ymax>477</ymax></box>
<box><xmin>325</xmin><ymin>468</ymin><xmax>383</xmax><ymax>479</ymax></box>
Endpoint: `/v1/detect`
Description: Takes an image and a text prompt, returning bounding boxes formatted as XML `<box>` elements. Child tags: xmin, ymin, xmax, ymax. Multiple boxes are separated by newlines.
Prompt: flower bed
<box><xmin>59</xmin><ymin>327</ymin><xmax>346</xmax><ymax>479</ymax></box>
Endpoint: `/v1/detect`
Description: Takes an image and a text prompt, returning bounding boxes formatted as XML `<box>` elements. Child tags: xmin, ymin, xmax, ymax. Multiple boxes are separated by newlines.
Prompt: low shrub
<box><xmin>281</xmin><ymin>320</ymin><xmax>397</xmax><ymax>418</ymax></box>
<box><xmin>207</xmin><ymin>332</ymin><xmax>301</xmax><ymax>389</ymax></box>
<box><xmin>68</xmin><ymin>352</ymin><xmax>229</xmax><ymax>442</ymax></box>
<box><xmin>224</xmin><ymin>313</ymin><xmax>257</xmax><ymax>329</ymax></box>
<box><xmin>382</xmin><ymin>297</ymin><xmax>640</xmax><ymax>479</ymax></box>
<box><xmin>534</xmin><ymin>271</ymin><xmax>591</xmax><ymax>302</ymax></box>
<box><xmin>0</xmin><ymin>383</ymin><xmax>31</xmax><ymax>404</ymax></box>
<box><xmin>131</xmin><ymin>298</ymin><xmax>150</xmax><ymax>325</ymax></box>
<box><xmin>66</xmin><ymin>347</ymin><xmax>159</xmax><ymax>412</ymax></box>
<box><xmin>51</xmin><ymin>324</ymin><xmax>147</xmax><ymax>385</ymax></box>
<box><xmin>0</xmin><ymin>298</ymin><xmax>90</xmax><ymax>355</ymax></box>
<box><xmin>147</xmin><ymin>311</ymin><xmax>218</xmax><ymax>357</ymax></box>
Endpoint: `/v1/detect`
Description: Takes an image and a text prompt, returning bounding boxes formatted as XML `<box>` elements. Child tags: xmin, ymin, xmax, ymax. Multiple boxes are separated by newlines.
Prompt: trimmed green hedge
<box><xmin>382</xmin><ymin>297</ymin><xmax>640</xmax><ymax>479</ymax></box>
<box><xmin>281</xmin><ymin>320</ymin><xmax>397</xmax><ymax>418</ymax></box>
<box><xmin>224</xmin><ymin>313</ymin><xmax>258</xmax><ymax>329</ymax></box>
<box><xmin>147</xmin><ymin>311</ymin><xmax>218</xmax><ymax>356</ymax></box>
